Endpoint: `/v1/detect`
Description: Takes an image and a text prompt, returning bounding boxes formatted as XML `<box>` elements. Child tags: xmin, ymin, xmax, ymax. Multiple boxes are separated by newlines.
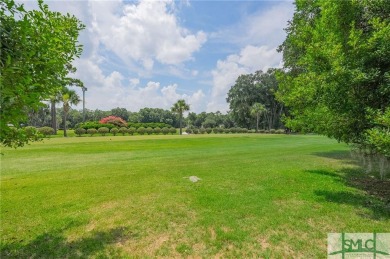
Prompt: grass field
<box><xmin>1</xmin><ymin>134</ymin><xmax>389</xmax><ymax>258</ymax></box>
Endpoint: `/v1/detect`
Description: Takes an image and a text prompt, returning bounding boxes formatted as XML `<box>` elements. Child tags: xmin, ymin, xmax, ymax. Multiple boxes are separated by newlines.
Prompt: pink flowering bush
<box><xmin>99</xmin><ymin>116</ymin><xmax>127</xmax><ymax>127</ymax></box>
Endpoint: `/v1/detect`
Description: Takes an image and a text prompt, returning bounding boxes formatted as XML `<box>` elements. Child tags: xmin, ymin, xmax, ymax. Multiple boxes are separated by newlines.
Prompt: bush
<box><xmin>193</xmin><ymin>128</ymin><xmax>199</xmax><ymax>134</ymax></box>
<box><xmin>249</xmin><ymin>129</ymin><xmax>256</xmax><ymax>133</ymax></box>
<box><xmin>74</xmin><ymin>128</ymin><xmax>86</xmax><ymax>136</ymax></box>
<box><xmin>270</xmin><ymin>129</ymin><xmax>276</xmax><ymax>134</ymax></box>
<box><xmin>137</xmin><ymin>127</ymin><xmax>146</xmax><ymax>135</ymax></box>
<box><xmin>276</xmin><ymin>129</ymin><xmax>285</xmax><ymax>134</ymax></box>
<box><xmin>224</xmin><ymin>128</ymin><xmax>230</xmax><ymax>134</ymax></box>
<box><xmin>185</xmin><ymin>128</ymin><xmax>192</xmax><ymax>134</ymax></box>
<box><xmin>213</xmin><ymin>128</ymin><xmax>219</xmax><ymax>134</ymax></box>
<box><xmin>169</xmin><ymin>128</ymin><xmax>176</xmax><ymax>135</ymax></box>
<box><xmin>265</xmin><ymin>130</ymin><xmax>270</xmax><ymax>134</ymax></box>
<box><xmin>127</xmin><ymin>127</ymin><xmax>136</xmax><ymax>135</ymax></box>
<box><xmin>230</xmin><ymin>127</ymin><xmax>237</xmax><ymax>133</ymax></box>
<box><xmin>162</xmin><ymin>127</ymin><xmax>170</xmax><ymax>135</ymax></box>
<box><xmin>77</xmin><ymin>121</ymin><xmax>115</xmax><ymax>130</ymax></box>
<box><xmin>146</xmin><ymin>127</ymin><xmax>153</xmax><ymax>135</ymax></box>
<box><xmin>110</xmin><ymin>128</ymin><xmax>119</xmax><ymax>136</ymax></box>
<box><xmin>206</xmin><ymin>128</ymin><xmax>212</xmax><ymax>134</ymax></box>
<box><xmin>200</xmin><ymin>128</ymin><xmax>206</xmax><ymax>134</ymax></box>
<box><xmin>99</xmin><ymin>116</ymin><xmax>127</xmax><ymax>127</ymax></box>
<box><xmin>154</xmin><ymin>127</ymin><xmax>161</xmax><ymax>135</ymax></box>
<box><xmin>38</xmin><ymin>127</ymin><xmax>55</xmax><ymax>137</ymax></box>
<box><xmin>98</xmin><ymin>127</ymin><xmax>109</xmax><ymax>136</ymax></box>
<box><xmin>127</xmin><ymin>122</ymin><xmax>172</xmax><ymax>129</ymax></box>
<box><xmin>25</xmin><ymin>126</ymin><xmax>38</xmax><ymax>137</ymax></box>
<box><xmin>119</xmin><ymin>127</ymin><xmax>128</xmax><ymax>136</ymax></box>
<box><xmin>259</xmin><ymin>129</ymin><xmax>265</xmax><ymax>134</ymax></box>
<box><xmin>87</xmin><ymin>128</ymin><xmax>97</xmax><ymax>136</ymax></box>
<box><xmin>241</xmin><ymin>128</ymin><xmax>248</xmax><ymax>133</ymax></box>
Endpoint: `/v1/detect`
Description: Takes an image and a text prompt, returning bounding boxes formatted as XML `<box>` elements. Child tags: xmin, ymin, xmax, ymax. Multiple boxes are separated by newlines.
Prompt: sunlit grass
<box><xmin>1</xmin><ymin>134</ymin><xmax>389</xmax><ymax>258</ymax></box>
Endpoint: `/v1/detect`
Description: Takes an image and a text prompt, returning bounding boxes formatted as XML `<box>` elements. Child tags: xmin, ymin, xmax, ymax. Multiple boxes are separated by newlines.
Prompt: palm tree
<box><xmin>250</xmin><ymin>103</ymin><xmax>266</xmax><ymax>132</ymax></box>
<box><xmin>171</xmin><ymin>99</ymin><xmax>190</xmax><ymax>135</ymax></box>
<box><xmin>61</xmin><ymin>88</ymin><xmax>81</xmax><ymax>137</ymax></box>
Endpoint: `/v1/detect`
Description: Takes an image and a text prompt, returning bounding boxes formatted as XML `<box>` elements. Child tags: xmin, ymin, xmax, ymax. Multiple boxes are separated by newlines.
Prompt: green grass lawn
<box><xmin>1</xmin><ymin>134</ymin><xmax>389</xmax><ymax>258</ymax></box>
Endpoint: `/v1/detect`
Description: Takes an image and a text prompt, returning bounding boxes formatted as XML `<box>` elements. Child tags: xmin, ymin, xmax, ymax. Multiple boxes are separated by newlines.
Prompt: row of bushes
<box><xmin>75</xmin><ymin>127</ymin><xmax>177</xmax><ymax>136</ymax></box>
<box><xmin>186</xmin><ymin>128</ymin><xmax>285</xmax><ymax>134</ymax></box>
<box><xmin>75</xmin><ymin>122</ymin><xmax>173</xmax><ymax>130</ymax></box>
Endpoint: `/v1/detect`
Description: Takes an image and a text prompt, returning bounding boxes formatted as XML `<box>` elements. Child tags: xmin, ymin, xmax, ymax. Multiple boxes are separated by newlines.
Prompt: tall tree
<box><xmin>171</xmin><ymin>99</ymin><xmax>190</xmax><ymax>135</ymax></box>
<box><xmin>61</xmin><ymin>89</ymin><xmax>80</xmax><ymax>137</ymax></box>
<box><xmin>1</xmin><ymin>0</ymin><xmax>85</xmax><ymax>147</ymax></box>
<box><xmin>277</xmin><ymin>0</ymin><xmax>390</xmax><ymax>146</ymax></box>
<box><xmin>250</xmin><ymin>103</ymin><xmax>266</xmax><ymax>132</ymax></box>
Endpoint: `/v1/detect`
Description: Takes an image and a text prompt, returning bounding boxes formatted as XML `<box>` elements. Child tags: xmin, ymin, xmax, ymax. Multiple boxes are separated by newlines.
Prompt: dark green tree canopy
<box><xmin>227</xmin><ymin>68</ymin><xmax>284</xmax><ymax>129</ymax></box>
<box><xmin>1</xmin><ymin>0</ymin><xmax>85</xmax><ymax>147</ymax></box>
<box><xmin>277</xmin><ymin>0</ymin><xmax>390</xmax><ymax>148</ymax></box>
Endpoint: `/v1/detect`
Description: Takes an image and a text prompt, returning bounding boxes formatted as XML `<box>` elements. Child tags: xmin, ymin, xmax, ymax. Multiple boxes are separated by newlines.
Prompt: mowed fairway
<box><xmin>1</xmin><ymin>134</ymin><xmax>389</xmax><ymax>258</ymax></box>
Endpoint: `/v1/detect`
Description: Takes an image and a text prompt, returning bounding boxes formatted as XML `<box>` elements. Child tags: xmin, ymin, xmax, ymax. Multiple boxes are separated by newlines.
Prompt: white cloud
<box><xmin>91</xmin><ymin>0</ymin><xmax>206</xmax><ymax>70</ymax></box>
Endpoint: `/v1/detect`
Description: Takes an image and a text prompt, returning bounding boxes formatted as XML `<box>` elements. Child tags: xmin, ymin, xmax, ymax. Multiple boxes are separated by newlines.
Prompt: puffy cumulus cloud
<box><xmin>72</xmin><ymin>60</ymin><xmax>205</xmax><ymax>112</ymax></box>
<box><xmin>207</xmin><ymin>45</ymin><xmax>282</xmax><ymax>113</ymax></box>
<box><xmin>91</xmin><ymin>0</ymin><xmax>206</xmax><ymax>70</ymax></box>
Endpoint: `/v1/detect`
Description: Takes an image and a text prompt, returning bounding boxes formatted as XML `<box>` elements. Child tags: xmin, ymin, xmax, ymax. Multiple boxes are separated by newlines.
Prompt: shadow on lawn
<box><xmin>0</xmin><ymin>226</ymin><xmax>130</xmax><ymax>258</ymax></box>
<box><xmin>309</xmin><ymin>150</ymin><xmax>390</xmax><ymax>220</ymax></box>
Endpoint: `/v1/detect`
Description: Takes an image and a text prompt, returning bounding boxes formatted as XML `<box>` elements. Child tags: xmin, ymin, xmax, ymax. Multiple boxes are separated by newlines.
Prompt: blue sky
<box><xmin>22</xmin><ymin>0</ymin><xmax>294</xmax><ymax>113</ymax></box>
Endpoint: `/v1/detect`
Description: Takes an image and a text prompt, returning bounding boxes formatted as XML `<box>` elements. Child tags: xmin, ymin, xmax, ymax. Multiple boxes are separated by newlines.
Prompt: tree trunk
<box><xmin>51</xmin><ymin>100</ymin><xmax>57</xmax><ymax>134</ymax></box>
<box><xmin>63</xmin><ymin>105</ymin><xmax>68</xmax><ymax>137</ymax></box>
<box><xmin>179</xmin><ymin>113</ymin><xmax>182</xmax><ymax>135</ymax></box>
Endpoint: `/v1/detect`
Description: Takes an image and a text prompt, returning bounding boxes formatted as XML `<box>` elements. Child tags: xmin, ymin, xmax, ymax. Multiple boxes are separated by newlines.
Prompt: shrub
<box><xmin>137</xmin><ymin>127</ymin><xmax>146</xmax><ymax>135</ymax></box>
<box><xmin>241</xmin><ymin>128</ymin><xmax>248</xmax><ymax>133</ymax></box>
<box><xmin>276</xmin><ymin>129</ymin><xmax>285</xmax><ymax>134</ymax></box>
<box><xmin>259</xmin><ymin>129</ymin><xmax>265</xmax><ymax>133</ymax></box>
<box><xmin>193</xmin><ymin>128</ymin><xmax>199</xmax><ymax>134</ymax></box>
<box><xmin>162</xmin><ymin>127</ymin><xmax>169</xmax><ymax>135</ymax></box>
<box><xmin>224</xmin><ymin>128</ymin><xmax>230</xmax><ymax>134</ymax></box>
<box><xmin>99</xmin><ymin>116</ymin><xmax>127</xmax><ymax>127</ymax></box>
<box><xmin>127</xmin><ymin>122</ymin><xmax>172</xmax><ymax>129</ymax></box>
<box><xmin>186</xmin><ymin>128</ymin><xmax>192</xmax><ymax>134</ymax></box>
<box><xmin>200</xmin><ymin>128</ymin><xmax>206</xmax><ymax>134</ymax></box>
<box><xmin>110</xmin><ymin>128</ymin><xmax>119</xmax><ymax>136</ymax></box>
<box><xmin>169</xmin><ymin>128</ymin><xmax>176</xmax><ymax>135</ymax></box>
<box><xmin>249</xmin><ymin>129</ymin><xmax>256</xmax><ymax>133</ymax></box>
<box><xmin>206</xmin><ymin>128</ymin><xmax>212</xmax><ymax>134</ymax></box>
<box><xmin>265</xmin><ymin>130</ymin><xmax>270</xmax><ymax>134</ymax></box>
<box><xmin>77</xmin><ymin>121</ymin><xmax>115</xmax><ymax>130</ymax></box>
<box><xmin>119</xmin><ymin>127</ymin><xmax>127</xmax><ymax>136</ymax></box>
<box><xmin>127</xmin><ymin>127</ymin><xmax>136</xmax><ymax>135</ymax></box>
<box><xmin>270</xmin><ymin>129</ymin><xmax>276</xmax><ymax>134</ymax></box>
<box><xmin>87</xmin><ymin>128</ymin><xmax>97</xmax><ymax>136</ymax></box>
<box><xmin>230</xmin><ymin>127</ymin><xmax>237</xmax><ymax>133</ymax></box>
<box><xmin>25</xmin><ymin>126</ymin><xmax>38</xmax><ymax>137</ymax></box>
<box><xmin>154</xmin><ymin>127</ymin><xmax>161</xmax><ymax>135</ymax></box>
<box><xmin>146</xmin><ymin>127</ymin><xmax>153</xmax><ymax>135</ymax></box>
<box><xmin>213</xmin><ymin>128</ymin><xmax>219</xmax><ymax>134</ymax></box>
<box><xmin>74</xmin><ymin>128</ymin><xmax>86</xmax><ymax>136</ymax></box>
<box><xmin>38</xmin><ymin>127</ymin><xmax>55</xmax><ymax>137</ymax></box>
<box><xmin>98</xmin><ymin>127</ymin><xmax>109</xmax><ymax>136</ymax></box>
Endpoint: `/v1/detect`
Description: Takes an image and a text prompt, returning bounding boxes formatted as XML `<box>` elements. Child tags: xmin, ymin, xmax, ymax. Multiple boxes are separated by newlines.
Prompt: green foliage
<box><xmin>110</xmin><ymin>128</ymin><xmax>119</xmax><ymax>136</ymax></box>
<box><xmin>171</xmin><ymin>99</ymin><xmax>190</xmax><ymax>135</ymax></box>
<box><xmin>206</xmin><ymin>128</ymin><xmax>212</xmax><ymax>134</ymax></box>
<box><xmin>192</xmin><ymin>128</ymin><xmax>199</xmax><ymax>134</ymax></box>
<box><xmin>278</xmin><ymin>0</ymin><xmax>390</xmax><ymax>157</ymax></box>
<box><xmin>169</xmin><ymin>128</ymin><xmax>177</xmax><ymax>135</ymax></box>
<box><xmin>224</xmin><ymin>128</ymin><xmax>231</xmax><ymax>134</ymax></box>
<box><xmin>137</xmin><ymin>127</ymin><xmax>146</xmax><ymax>135</ymax></box>
<box><xmin>98</xmin><ymin>127</ymin><xmax>109</xmax><ymax>136</ymax></box>
<box><xmin>186</xmin><ymin>128</ymin><xmax>193</xmax><ymax>134</ymax></box>
<box><xmin>161</xmin><ymin>127</ymin><xmax>169</xmax><ymax>135</ymax></box>
<box><xmin>118</xmin><ymin>127</ymin><xmax>127</xmax><ymax>136</ymax></box>
<box><xmin>127</xmin><ymin>122</ymin><xmax>171</xmax><ymax>129</ymax></box>
<box><xmin>145</xmin><ymin>127</ymin><xmax>153</xmax><ymax>135</ymax></box>
<box><xmin>153</xmin><ymin>127</ymin><xmax>161</xmax><ymax>135</ymax></box>
<box><xmin>38</xmin><ymin>127</ymin><xmax>54</xmax><ymax>137</ymax></box>
<box><xmin>1</xmin><ymin>0</ymin><xmax>84</xmax><ymax>147</ymax></box>
<box><xmin>77</xmin><ymin>122</ymin><xmax>115</xmax><ymax>130</ymax></box>
<box><xmin>270</xmin><ymin>129</ymin><xmax>276</xmax><ymax>134</ymax></box>
<box><xmin>227</xmin><ymin>69</ymin><xmax>284</xmax><ymax>129</ymax></box>
<box><xmin>127</xmin><ymin>127</ymin><xmax>136</xmax><ymax>135</ymax></box>
<box><xmin>74</xmin><ymin>128</ymin><xmax>86</xmax><ymax>137</ymax></box>
<box><xmin>86</xmin><ymin>128</ymin><xmax>97</xmax><ymax>136</ymax></box>
<box><xmin>199</xmin><ymin>128</ymin><xmax>206</xmax><ymax>134</ymax></box>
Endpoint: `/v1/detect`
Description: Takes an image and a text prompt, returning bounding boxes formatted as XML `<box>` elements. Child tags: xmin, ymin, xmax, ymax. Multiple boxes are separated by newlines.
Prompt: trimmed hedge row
<box><xmin>76</xmin><ymin>122</ymin><xmax>173</xmax><ymax>130</ymax></box>
<box><xmin>75</xmin><ymin>127</ymin><xmax>177</xmax><ymax>136</ymax></box>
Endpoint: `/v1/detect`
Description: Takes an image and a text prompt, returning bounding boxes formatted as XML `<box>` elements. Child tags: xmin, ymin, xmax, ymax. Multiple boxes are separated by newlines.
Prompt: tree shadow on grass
<box><xmin>308</xmin><ymin>150</ymin><xmax>390</xmax><ymax>220</ymax></box>
<box><xmin>0</xmin><ymin>226</ymin><xmax>132</xmax><ymax>258</ymax></box>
